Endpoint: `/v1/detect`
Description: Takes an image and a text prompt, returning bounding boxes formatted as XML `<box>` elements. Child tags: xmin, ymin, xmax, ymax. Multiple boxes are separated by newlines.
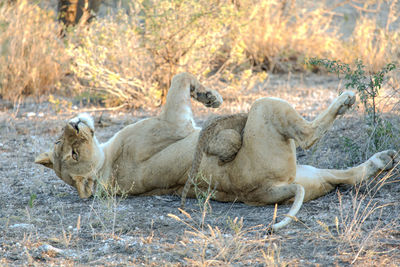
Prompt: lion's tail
<box><xmin>271</xmin><ymin>184</ymin><xmax>305</xmax><ymax>231</ymax></box>
<box><xmin>180</xmin><ymin>141</ymin><xmax>203</xmax><ymax>209</ymax></box>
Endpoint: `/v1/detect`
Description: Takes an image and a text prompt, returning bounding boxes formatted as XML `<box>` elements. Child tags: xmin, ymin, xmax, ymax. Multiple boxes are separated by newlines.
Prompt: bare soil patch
<box><xmin>1</xmin><ymin>74</ymin><xmax>399</xmax><ymax>266</ymax></box>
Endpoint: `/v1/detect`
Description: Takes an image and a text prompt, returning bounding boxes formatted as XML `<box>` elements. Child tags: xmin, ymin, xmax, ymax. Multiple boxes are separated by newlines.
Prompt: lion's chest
<box><xmin>109</xmin><ymin>124</ymin><xmax>198</xmax><ymax>193</ymax></box>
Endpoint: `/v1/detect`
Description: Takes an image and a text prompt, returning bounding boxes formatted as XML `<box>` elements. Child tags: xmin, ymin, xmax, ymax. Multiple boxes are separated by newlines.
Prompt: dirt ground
<box><xmin>1</xmin><ymin>73</ymin><xmax>400</xmax><ymax>266</ymax></box>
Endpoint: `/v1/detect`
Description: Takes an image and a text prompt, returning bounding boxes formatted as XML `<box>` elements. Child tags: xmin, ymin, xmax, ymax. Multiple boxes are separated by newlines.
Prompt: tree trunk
<box><xmin>57</xmin><ymin>0</ymin><xmax>102</xmax><ymax>27</ymax></box>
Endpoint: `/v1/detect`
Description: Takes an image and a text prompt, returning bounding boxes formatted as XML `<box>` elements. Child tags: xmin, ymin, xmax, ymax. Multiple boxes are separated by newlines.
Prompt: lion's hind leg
<box><xmin>295</xmin><ymin>150</ymin><xmax>398</xmax><ymax>202</ymax></box>
<box><xmin>302</xmin><ymin>91</ymin><xmax>356</xmax><ymax>148</ymax></box>
<box><xmin>288</xmin><ymin>91</ymin><xmax>356</xmax><ymax>149</ymax></box>
<box><xmin>246</xmin><ymin>91</ymin><xmax>355</xmax><ymax>155</ymax></box>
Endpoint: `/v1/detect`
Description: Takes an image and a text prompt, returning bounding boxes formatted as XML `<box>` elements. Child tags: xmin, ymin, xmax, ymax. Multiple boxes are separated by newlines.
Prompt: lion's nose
<box><xmin>69</xmin><ymin>119</ymin><xmax>81</xmax><ymax>133</ymax></box>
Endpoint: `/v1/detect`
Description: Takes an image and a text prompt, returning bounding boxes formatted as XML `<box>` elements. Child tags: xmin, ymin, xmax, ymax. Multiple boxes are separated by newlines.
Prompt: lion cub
<box><xmin>180</xmin><ymin>113</ymin><xmax>248</xmax><ymax>209</ymax></box>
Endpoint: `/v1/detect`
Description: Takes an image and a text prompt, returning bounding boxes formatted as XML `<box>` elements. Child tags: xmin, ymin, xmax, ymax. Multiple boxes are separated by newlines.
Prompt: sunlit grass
<box><xmin>1</xmin><ymin>0</ymin><xmax>399</xmax><ymax>108</ymax></box>
<box><xmin>0</xmin><ymin>0</ymin><xmax>68</xmax><ymax>102</ymax></box>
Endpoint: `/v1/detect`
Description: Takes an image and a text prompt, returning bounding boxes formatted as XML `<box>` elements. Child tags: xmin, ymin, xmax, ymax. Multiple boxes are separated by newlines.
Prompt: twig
<box><xmin>78</xmin><ymin>103</ymin><xmax>129</xmax><ymax>112</ymax></box>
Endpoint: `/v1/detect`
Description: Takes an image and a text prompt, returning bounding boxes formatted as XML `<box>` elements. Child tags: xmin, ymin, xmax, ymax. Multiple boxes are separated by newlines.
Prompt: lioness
<box><xmin>36</xmin><ymin>72</ymin><xmax>398</xmax><ymax>231</ymax></box>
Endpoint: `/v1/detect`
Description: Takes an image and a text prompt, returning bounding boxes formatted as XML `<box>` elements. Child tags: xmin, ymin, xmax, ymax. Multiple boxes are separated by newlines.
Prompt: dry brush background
<box><xmin>1</xmin><ymin>0</ymin><xmax>400</xmax><ymax>266</ymax></box>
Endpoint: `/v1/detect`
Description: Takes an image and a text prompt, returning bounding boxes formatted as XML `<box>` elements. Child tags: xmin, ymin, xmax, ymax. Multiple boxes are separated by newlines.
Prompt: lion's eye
<box><xmin>55</xmin><ymin>140</ymin><xmax>61</xmax><ymax>145</ymax></box>
<box><xmin>72</xmin><ymin>149</ymin><xmax>79</xmax><ymax>161</ymax></box>
<box><xmin>190</xmin><ymin>84</ymin><xmax>195</xmax><ymax>92</ymax></box>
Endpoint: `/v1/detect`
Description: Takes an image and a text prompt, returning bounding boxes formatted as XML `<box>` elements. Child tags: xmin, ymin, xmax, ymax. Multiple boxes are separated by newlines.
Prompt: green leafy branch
<box><xmin>308</xmin><ymin>58</ymin><xmax>396</xmax><ymax>152</ymax></box>
<box><xmin>308</xmin><ymin>58</ymin><xmax>396</xmax><ymax>126</ymax></box>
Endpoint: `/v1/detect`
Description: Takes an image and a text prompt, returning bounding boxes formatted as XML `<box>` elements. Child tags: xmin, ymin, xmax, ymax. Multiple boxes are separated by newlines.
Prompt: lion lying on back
<box><xmin>35</xmin><ymin>72</ymin><xmax>398</xmax><ymax>231</ymax></box>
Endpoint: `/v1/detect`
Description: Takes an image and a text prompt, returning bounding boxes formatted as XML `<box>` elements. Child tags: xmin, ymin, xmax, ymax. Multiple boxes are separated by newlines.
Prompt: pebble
<box><xmin>37</xmin><ymin>244</ymin><xmax>64</xmax><ymax>256</ymax></box>
<box><xmin>9</xmin><ymin>223</ymin><xmax>34</xmax><ymax>230</ymax></box>
<box><xmin>26</xmin><ymin>112</ymin><xmax>44</xmax><ymax>117</ymax></box>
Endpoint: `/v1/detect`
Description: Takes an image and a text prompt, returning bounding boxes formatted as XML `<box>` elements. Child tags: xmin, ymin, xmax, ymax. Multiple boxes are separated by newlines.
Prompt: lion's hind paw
<box><xmin>336</xmin><ymin>91</ymin><xmax>356</xmax><ymax>115</ymax></box>
<box><xmin>369</xmin><ymin>149</ymin><xmax>399</xmax><ymax>173</ymax></box>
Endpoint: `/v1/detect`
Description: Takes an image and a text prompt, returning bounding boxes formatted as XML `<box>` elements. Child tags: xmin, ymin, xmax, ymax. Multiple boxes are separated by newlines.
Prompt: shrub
<box><xmin>64</xmin><ymin>1</ymin><xmax>237</xmax><ymax>107</ymax></box>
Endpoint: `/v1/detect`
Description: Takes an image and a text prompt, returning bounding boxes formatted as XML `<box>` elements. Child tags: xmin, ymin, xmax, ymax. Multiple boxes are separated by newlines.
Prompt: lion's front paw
<box><xmin>336</xmin><ymin>91</ymin><xmax>356</xmax><ymax>115</ymax></box>
<box><xmin>369</xmin><ymin>150</ymin><xmax>399</xmax><ymax>173</ymax></box>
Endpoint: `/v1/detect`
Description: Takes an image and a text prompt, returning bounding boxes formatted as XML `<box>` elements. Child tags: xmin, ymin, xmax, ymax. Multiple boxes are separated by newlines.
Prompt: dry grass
<box><xmin>169</xmin><ymin>206</ymin><xmax>285</xmax><ymax>266</ymax></box>
<box><xmin>342</xmin><ymin>1</ymin><xmax>400</xmax><ymax>72</ymax></box>
<box><xmin>238</xmin><ymin>0</ymin><xmax>400</xmax><ymax>73</ymax></box>
<box><xmin>1</xmin><ymin>0</ymin><xmax>399</xmax><ymax>108</ymax></box>
<box><xmin>65</xmin><ymin>13</ymin><xmax>160</xmax><ymax>108</ymax></box>
<box><xmin>239</xmin><ymin>0</ymin><xmax>342</xmax><ymax>72</ymax></box>
<box><xmin>0</xmin><ymin>1</ymin><xmax>68</xmax><ymax>102</ymax></box>
<box><xmin>315</xmin><ymin>167</ymin><xmax>400</xmax><ymax>265</ymax></box>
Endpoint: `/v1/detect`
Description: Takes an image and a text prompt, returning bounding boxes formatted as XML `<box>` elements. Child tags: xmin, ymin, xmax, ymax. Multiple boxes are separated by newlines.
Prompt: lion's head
<box><xmin>35</xmin><ymin>113</ymin><xmax>103</xmax><ymax>198</ymax></box>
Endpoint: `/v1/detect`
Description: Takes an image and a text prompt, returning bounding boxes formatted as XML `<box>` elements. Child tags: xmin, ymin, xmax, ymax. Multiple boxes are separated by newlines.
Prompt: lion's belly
<box><xmin>114</xmin><ymin>131</ymin><xmax>199</xmax><ymax>195</ymax></box>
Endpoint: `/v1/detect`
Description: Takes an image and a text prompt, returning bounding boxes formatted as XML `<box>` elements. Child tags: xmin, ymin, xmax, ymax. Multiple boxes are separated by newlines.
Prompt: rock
<box><xmin>37</xmin><ymin>244</ymin><xmax>64</xmax><ymax>256</ymax></box>
<box><xmin>33</xmin><ymin>244</ymin><xmax>75</xmax><ymax>259</ymax></box>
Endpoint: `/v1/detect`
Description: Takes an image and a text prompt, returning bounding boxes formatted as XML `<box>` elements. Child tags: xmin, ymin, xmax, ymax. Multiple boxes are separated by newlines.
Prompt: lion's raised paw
<box><xmin>336</xmin><ymin>91</ymin><xmax>356</xmax><ymax>115</ymax></box>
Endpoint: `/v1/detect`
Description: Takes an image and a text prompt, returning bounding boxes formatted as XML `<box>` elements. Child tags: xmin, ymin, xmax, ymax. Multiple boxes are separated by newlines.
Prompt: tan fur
<box><xmin>180</xmin><ymin>113</ymin><xmax>248</xmax><ymax>209</ymax></box>
<box><xmin>36</xmin><ymin>72</ymin><xmax>398</xmax><ymax>231</ymax></box>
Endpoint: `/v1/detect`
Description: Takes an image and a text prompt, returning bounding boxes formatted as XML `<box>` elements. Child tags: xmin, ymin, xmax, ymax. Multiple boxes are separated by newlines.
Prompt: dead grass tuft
<box><xmin>342</xmin><ymin>0</ymin><xmax>400</xmax><ymax>72</ymax></box>
<box><xmin>168</xmin><ymin>193</ymin><xmax>287</xmax><ymax>266</ymax></box>
<box><xmin>169</xmin><ymin>211</ymin><xmax>285</xmax><ymax>266</ymax></box>
<box><xmin>240</xmin><ymin>0</ymin><xmax>341</xmax><ymax>73</ymax></box>
<box><xmin>317</xmin><ymin>168</ymin><xmax>400</xmax><ymax>265</ymax></box>
<box><xmin>0</xmin><ymin>0</ymin><xmax>68</xmax><ymax>102</ymax></box>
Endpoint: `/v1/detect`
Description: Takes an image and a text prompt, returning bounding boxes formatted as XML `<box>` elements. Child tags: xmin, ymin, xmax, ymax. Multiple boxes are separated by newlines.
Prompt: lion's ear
<box><xmin>35</xmin><ymin>152</ymin><xmax>54</xmax><ymax>169</ymax></box>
